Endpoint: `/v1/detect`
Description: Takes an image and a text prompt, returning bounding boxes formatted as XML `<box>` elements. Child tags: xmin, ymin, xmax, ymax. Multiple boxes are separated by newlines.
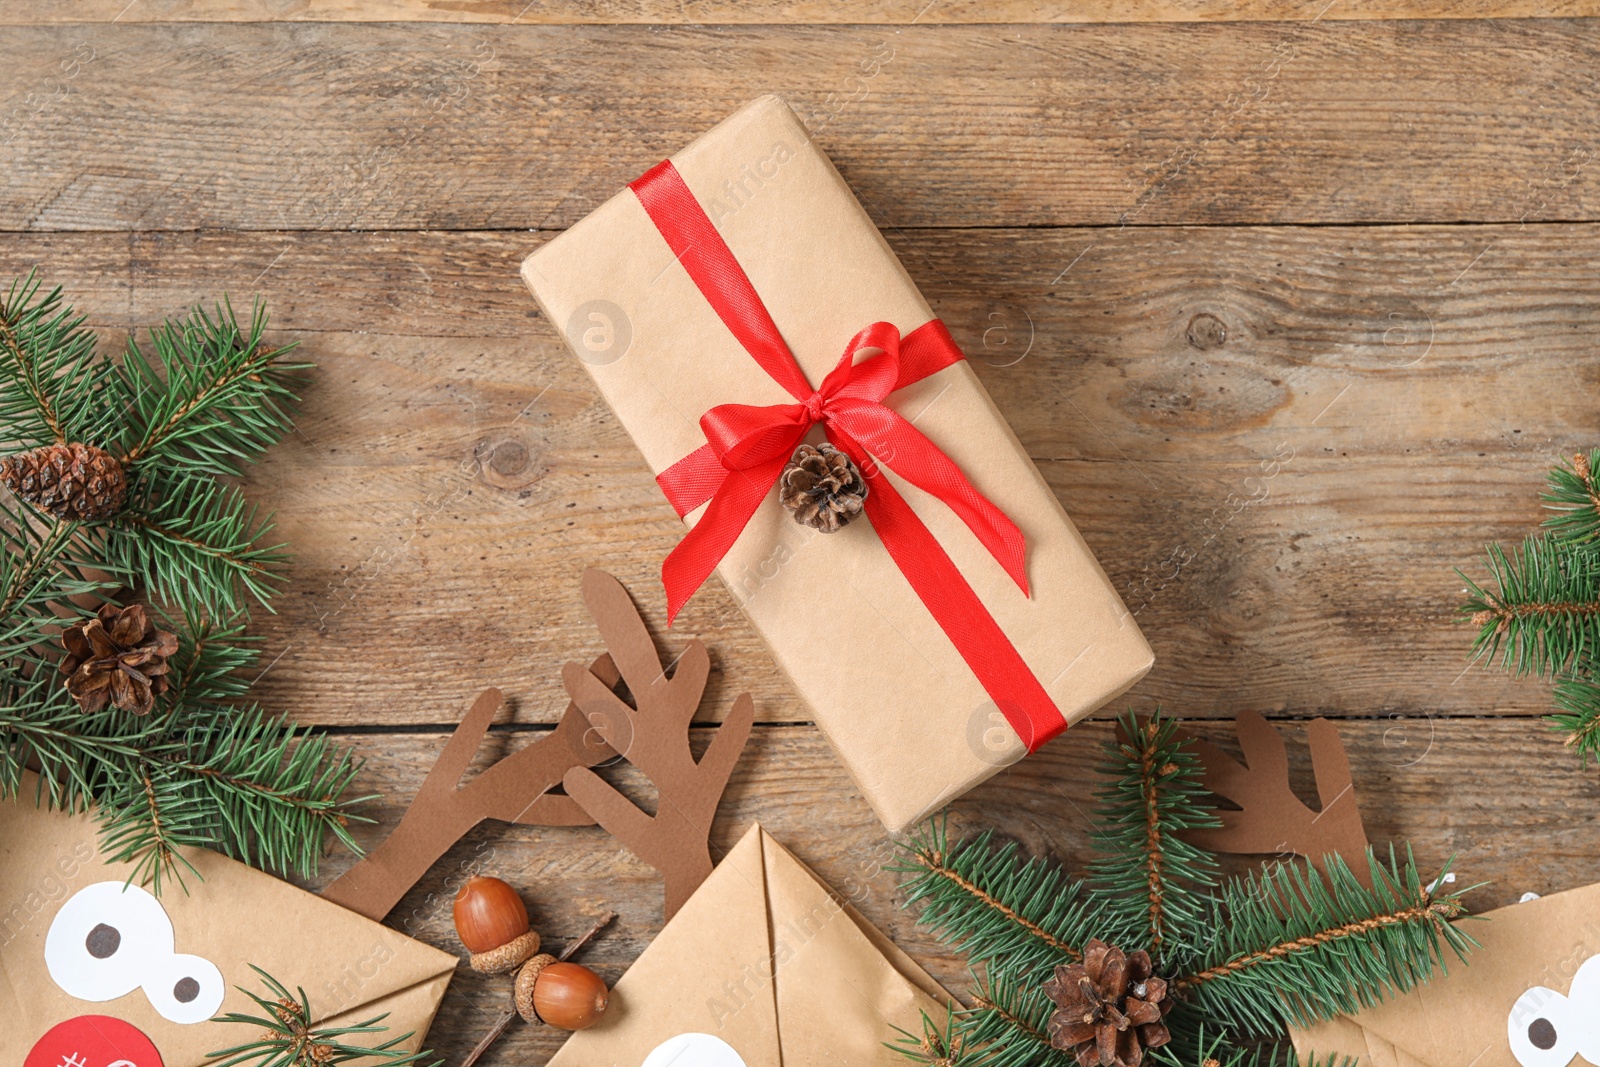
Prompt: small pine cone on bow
<box><xmin>60</xmin><ymin>603</ymin><xmax>180</xmax><ymax>715</ymax></box>
<box><xmin>779</xmin><ymin>442</ymin><xmax>867</xmax><ymax>533</ymax></box>
<box><xmin>0</xmin><ymin>442</ymin><xmax>128</xmax><ymax>520</ymax></box>
<box><xmin>1043</xmin><ymin>938</ymin><xmax>1174</xmax><ymax>1067</ymax></box>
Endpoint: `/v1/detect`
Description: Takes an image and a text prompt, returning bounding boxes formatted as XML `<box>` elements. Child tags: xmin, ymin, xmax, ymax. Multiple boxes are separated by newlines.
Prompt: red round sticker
<box><xmin>25</xmin><ymin>1015</ymin><xmax>164</xmax><ymax>1067</ymax></box>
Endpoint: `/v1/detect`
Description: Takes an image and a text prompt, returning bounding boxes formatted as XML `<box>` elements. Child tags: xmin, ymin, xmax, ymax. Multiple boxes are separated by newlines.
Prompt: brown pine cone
<box><xmin>0</xmin><ymin>442</ymin><xmax>127</xmax><ymax>520</ymax></box>
<box><xmin>1043</xmin><ymin>939</ymin><xmax>1173</xmax><ymax>1067</ymax></box>
<box><xmin>60</xmin><ymin>603</ymin><xmax>180</xmax><ymax>715</ymax></box>
<box><xmin>778</xmin><ymin>442</ymin><xmax>867</xmax><ymax>533</ymax></box>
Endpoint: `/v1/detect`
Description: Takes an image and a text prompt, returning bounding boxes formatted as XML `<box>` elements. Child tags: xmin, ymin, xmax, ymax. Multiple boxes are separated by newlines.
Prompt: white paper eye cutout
<box><xmin>1566</xmin><ymin>954</ymin><xmax>1600</xmax><ymax>1065</ymax></box>
<box><xmin>44</xmin><ymin>879</ymin><xmax>225</xmax><ymax>1025</ymax></box>
<box><xmin>143</xmin><ymin>952</ymin><xmax>226</xmax><ymax>1024</ymax></box>
<box><xmin>641</xmin><ymin>1033</ymin><xmax>749</xmax><ymax>1067</ymax></box>
<box><xmin>1509</xmin><ymin>985</ymin><xmax>1582</xmax><ymax>1067</ymax></box>
<box><xmin>45</xmin><ymin>881</ymin><xmax>174</xmax><ymax>1002</ymax></box>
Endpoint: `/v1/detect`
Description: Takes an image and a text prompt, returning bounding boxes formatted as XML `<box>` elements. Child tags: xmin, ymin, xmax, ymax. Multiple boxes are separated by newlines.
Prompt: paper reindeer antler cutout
<box><xmin>322</xmin><ymin>677</ymin><xmax>618</xmax><ymax>923</ymax></box>
<box><xmin>318</xmin><ymin>569</ymin><xmax>750</xmax><ymax>924</ymax></box>
<box><xmin>562</xmin><ymin>568</ymin><xmax>755</xmax><ymax>921</ymax></box>
<box><xmin>1184</xmin><ymin>710</ymin><xmax>1373</xmax><ymax>887</ymax></box>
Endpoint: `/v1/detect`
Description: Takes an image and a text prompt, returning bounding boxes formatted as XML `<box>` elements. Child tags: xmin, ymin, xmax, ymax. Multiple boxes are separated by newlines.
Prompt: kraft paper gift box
<box><xmin>1</xmin><ymin>778</ymin><xmax>456</xmax><ymax>1067</ymax></box>
<box><xmin>1292</xmin><ymin>882</ymin><xmax>1600</xmax><ymax>1067</ymax></box>
<box><xmin>550</xmin><ymin>823</ymin><xmax>949</xmax><ymax>1067</ymax></box>
<box><xmin>522</xmin><ymin>93</ymin><xmax>1153</xmax><ymax>833</ymax></box>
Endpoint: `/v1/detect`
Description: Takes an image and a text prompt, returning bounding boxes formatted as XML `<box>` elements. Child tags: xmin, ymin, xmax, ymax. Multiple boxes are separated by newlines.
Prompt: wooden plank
<box><xmin>0</xmin><ymin>224</ymin><xmax>1587</xmax><ymax>727</ymax></box>
<box><xmin>324</xmin><ymin>716</ymin><xmax>1600</xmax><ymax>1064</ymax></box>
<box><xmin>3</xmin><ymin>0</ymin><xmax>1596</xmax><ymax>24</ymax></box>
<box><xmin>4</xmin><ymin>21</ymin><xmax>1600</xmax><ymax>230</ymax></box>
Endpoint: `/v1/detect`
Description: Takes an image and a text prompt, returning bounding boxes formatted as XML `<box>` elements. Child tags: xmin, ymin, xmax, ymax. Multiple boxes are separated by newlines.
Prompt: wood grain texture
<box><xmin>10</xmin><ymin>15</ymin><xmax>1598</xmax><ymax>1063</ymax></box>
<box><xmin>2</xmin><ymin>0</ymin><xmax>1595</xmax><ymax>23</ymax></box>
<box><xmin>0</xmin><ymin>223</ymin><xmax>1589</xmax><ymax>727</ymax></box>
<box><xmin>319</xmin><ymin>716</ymin><xmax>1600</xmax><ymax>1065</ymax></box>
<box><xmin>4</xmin><ymin>21</ymin><xmax>1600</xmax><ymax>231</ymax></box>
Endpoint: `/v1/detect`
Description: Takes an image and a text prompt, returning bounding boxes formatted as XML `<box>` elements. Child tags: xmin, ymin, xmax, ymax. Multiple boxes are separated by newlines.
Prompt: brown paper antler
<box><xmin>561</xmin><ymin>568</ymin><xmax>754</xmax><ymax>921</ymax></box>
<box><xmin>322</xmin><ymin>676</ymin><xmax>618</xmax><ymax>922</ymax></box>
<box><xmin>1184</xmin><ymin>710</ymin><xmax>1373</xmax><ymax>887</ymax></box>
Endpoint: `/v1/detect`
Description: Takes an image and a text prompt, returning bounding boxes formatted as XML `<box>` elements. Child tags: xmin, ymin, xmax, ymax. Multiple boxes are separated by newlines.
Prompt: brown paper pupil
<box><xmin>85</xmin><ymin>923</ymin><xmax>120</xmax><ymax>958</ymax></box>
<box><xmin>1529</xmin><ymin>1018</ymin><xmax>1559</xmax><ymax>1050</ymax></box>
<box><xmin>173</xmin><ymin>977</ymin><xmax>200</xmax><ymax>1003</ymax></box>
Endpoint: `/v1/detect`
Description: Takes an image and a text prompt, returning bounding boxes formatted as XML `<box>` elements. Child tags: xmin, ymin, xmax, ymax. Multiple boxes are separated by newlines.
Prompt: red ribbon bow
<box><xmin>658</xmin><ymin>317</ymin><xmax>1030</xmax><ymax>617</ymax></box>
<box><xmin>632</xmin><ymin>160</ymin><xmax>1065</xmax><ymax>751</ymax></box>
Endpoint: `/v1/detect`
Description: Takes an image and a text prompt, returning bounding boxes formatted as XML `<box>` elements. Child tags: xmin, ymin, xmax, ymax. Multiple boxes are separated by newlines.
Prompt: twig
<box><xmin>907</xmin><ymin>847</ymin><xmax>1079</xmax><ymax>959</ymax></box>
<box><xmin>0</xmin><ymin>517</ymin><xmax>71</xmax><ymax>618</ymax></box>
<box><xmin>970</xmin><ymin>994</ymin><xmax>1052</xmax><ymax>1047</ymax></box>
<box><xmin>1472</xmin><ymin>599</ymin><xmax>1600</xmax><ymax>628</ymax></box>
<box><xmin>558</xmin><ymin>911</ymin><xmax>616</xmax><ymax>962</ymax></box>
<box><xmin>1139</xmin><ymin>720</ymin><xmax>1168</xmax><ymax>955</ymax></box>
<box><xmin>0</xmin><ymin>304</ymin><xmax>65</xmax><ymax>443</ymax></box>
<box><xmin>119</xmin><ymin>511</ymin><xmax>273</xmax><ymax>576</ymax></box>
<box><xmin>1177</xmin><ymin>897</ymin><xmax>1462</xmax><ymax>988</ymax></box>
<box><xmin>120</xmin><ymin>338</ymin><xmax>281</xmax><ymax>466</ymax></box>
<box><xmin>459</xmin><ymin>1011</ymin><xmax>516</xmax><ymax>1067</ymax></box>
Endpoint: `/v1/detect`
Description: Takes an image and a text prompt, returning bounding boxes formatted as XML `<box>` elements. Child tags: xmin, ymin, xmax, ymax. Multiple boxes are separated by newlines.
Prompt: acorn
<box><xmin>452</xmin><ymin>876</ymin><xmax>614</xmax><ymax>1064</ymax></box>
<box><xmin>453</xmin><ymin>876</ymin><xmax>541</xmax><ymax>974</ymax></box>
<box><xmin>514</xmin><ymin>953</ymin><xmax>610</xmax><ymax>1030</ymax></box>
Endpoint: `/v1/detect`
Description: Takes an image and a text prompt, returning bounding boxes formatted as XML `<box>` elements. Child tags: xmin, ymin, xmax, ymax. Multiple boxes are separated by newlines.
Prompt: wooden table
<box><xmin>6</xmin><ymin>2</ymin><xmax>1600</xmax><ymax>1061</ymax></box>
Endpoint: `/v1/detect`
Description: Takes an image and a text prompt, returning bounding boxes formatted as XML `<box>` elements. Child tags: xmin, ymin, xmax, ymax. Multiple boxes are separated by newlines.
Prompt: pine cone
<box><xmin>1043</xmin><ymin>939</ymin><xmax>1173</xmax><ymax>1067</ymax></box>
<box><xmin>60</xmin><ymin>603</ymin><xmax>179</xmax><ymax>715</ymax></box>
<box><xmin>0</xmin><ymin>442</ymin><xmax>127</xmax><ymax>520</ymax></box>
<box><xmin>779</xmin><ymin>442</ymin><xmax>867</xmax><ymax>533</ymax></box>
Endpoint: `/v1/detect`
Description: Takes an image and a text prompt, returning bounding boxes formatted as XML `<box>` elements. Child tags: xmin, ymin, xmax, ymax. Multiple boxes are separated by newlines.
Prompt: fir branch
<box><xmin>891</xmin><ymin>818</ymin><xmax>1088</xmax><ymax>982</ymax></box>
<box><xmin>1142</xmin><ymin>745</ymin><xmax>1168</xmax><ymax>953</ymax></box>
<box><xmin>2</xmin><ymin>667</ymin><xmax>371</xmax><ymax>885</ymax></box>
<box><xmin>0</xmin><ymin>270</ymin><xmax>123</xmax><ymax>448</ymax></box>
<box><xmin>1543</xmin><ymin>449</ymin><xmax>1600</xmax><ymax>547</ymax></box>
<box><xmin>1461</xmin><ymin>534</ymin><xmax>1600</xmax><ymax>677</ymax></box>
<box><xmin>1551</xmin><ymin>675</ymin><xmax>1600</xmax><ymax>763</ymax></box>
<box><xmin>0</xmin><ymin>515</ymin><xmax>74</xmax><ymax>614</ymax></box>
<box><xmin>121</xmin><ymin>764</ymin><xmax>203</xmax><ymax>894</ymax></box>
<box><xmin>1087</xmin><ymin>711</ymin><xmax>1221</xmax><ymax>970</ymax></box>
<box><xmin>1183</xmin><ymin>903</ymin><xmax>1452</xmax><ymax>986</ymax></box>
<box><xmin>0</xmin><ymin>301</ymin><xmax>64</xmax><ymax>443</ymax></box>
<box><xmin>889</xmin><ymin>1006</ymin><xmax>961</xmax><ymax>1067</ymax></box>
<box><xmin>117</xmin><ymin>297</ymin><xmax>306</xmax><ymax>476</ymax></box>
<box><xmin>921</xmin><ymin>966</ymin><xmax>1078</xmax><ymax>1067</ymax></box>
<box><xmin>1462</xmin><ymin>449</ymin><xmax>1600</xmax><ymax>772</ymax></box>
<box><xmin>1148</xmin><ymin>1025</ymin><xmax>1354</xmax><ymax>1067</ymax></box>
<box><xmin>211</xmin><ymin>965</ymin><xmax>440</xmax><ymax>1067</ymax></box>
<box><xmin>157</xmin><ymin>612</ymin><xmax>260</xmax><ymax>709</ymax></box>
<box><xmin>1280</xmin><ymin>1054</ymin><xmax>1359</xmax><ymax>1067</ymax></box>
<box><xmin>0</xmin><ymin>673</ymin><xmax>156</xmax><ymax>807</ymax></box>
<box><xmin>0</xmin><ymin>507</ymin><xmax>105</xmax><ymax>659</ymax></box>
<box><xmin>896</xmin><ymin>715</ymin><xmax>1473</xmax><ymax>1066</ymax></box>
<box><xmin>95</xmin><ymin>702</ymin><xmax>372</xmax><ymax>880</ymax></box>
<box><xmin>0</xmin><ymin>275</ymin><xmax>361</xmax><ymax>891</ymax></box>
<box><xmin>105</xmin><ymin>470</ymin><xmax>289</xmax><ymax>617</ymax></box>
<box><xmin>970</xmin><ymin>990</ymin><xmax>1052</xmax><ymax>1050</ymax></box>
<box><xmin>1182</xmin><ymin>849</ymin><xmax>1474</xmax><ymax>1036</ymax></box>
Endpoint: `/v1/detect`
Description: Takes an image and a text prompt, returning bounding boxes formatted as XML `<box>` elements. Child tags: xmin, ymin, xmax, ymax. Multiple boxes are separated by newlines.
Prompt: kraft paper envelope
<box><xmin>550</xmin><ymin>823</ymin><xmax>950</xmax><ymax>1067</ymax></box>
<box><xmin>1292</xmin><ymin>882</ymin><xmax>1600</xmax><ymax>1067</ymax></box>
<box><xmin>522</xmin><ymin>93</ymin><xmax>1153</xmax><ymax>834</ymax></box>
<box><xmin>1</xmin><ymin>778</ymin><xmax>457</xmax><ymax>1067</ymax></box>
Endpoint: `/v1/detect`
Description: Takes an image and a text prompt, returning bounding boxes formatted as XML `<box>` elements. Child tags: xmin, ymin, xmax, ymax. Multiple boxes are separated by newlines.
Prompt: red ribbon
<box><xmin>631</xmin><ymin>160</ymin><xmax>1066</xmax><ymax>751</ymax></box>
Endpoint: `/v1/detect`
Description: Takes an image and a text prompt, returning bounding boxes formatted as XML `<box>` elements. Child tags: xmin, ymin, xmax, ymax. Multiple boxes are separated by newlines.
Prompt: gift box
<box><xmin>549</xmin><ymin>823</ymin><xmax>949</xmax><ymax>1066</ymax></box>
<box><xmin>522</xmin><ymin>94</ymin><xmax>1152</xmax><ymax>832</ymax></box>
<box><xmin>1</xmin><ymin>777</ymin><xmax>457</xmax><ymax>1067</ymax></box>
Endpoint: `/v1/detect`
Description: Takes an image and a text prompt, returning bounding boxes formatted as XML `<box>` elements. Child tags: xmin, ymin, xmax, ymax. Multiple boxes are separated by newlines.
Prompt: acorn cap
<box><xmin>469</xmin><ymin>929</ymin><xmax>541</xmax><ymax>974</ymax></box>
<box><xmin>514</xmin><ymin>953</ymin><xmax>557</xmax><ymax>1023</ymax></box>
